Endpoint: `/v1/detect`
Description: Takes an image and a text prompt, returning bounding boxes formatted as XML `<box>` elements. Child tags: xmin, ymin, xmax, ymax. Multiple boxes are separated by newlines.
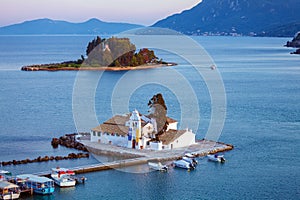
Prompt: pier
<box><xmin>35</xmin><ymin>140</ymin><xmax>233</xmax><ymax>176</ymax></box>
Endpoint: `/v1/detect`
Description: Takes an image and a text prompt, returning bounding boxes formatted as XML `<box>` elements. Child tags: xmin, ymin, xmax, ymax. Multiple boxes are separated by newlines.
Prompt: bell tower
<box><xmin>127</xmin><ymin>110</ymin><xmax>141</xmax><ymax>149</ymax></box>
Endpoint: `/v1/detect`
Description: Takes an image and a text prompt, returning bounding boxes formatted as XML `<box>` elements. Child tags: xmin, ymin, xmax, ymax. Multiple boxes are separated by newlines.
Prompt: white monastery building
<box><xmin>90</xmin><ymin>109</ymin><xmax>195</xmax><ymax>151</ymax></box>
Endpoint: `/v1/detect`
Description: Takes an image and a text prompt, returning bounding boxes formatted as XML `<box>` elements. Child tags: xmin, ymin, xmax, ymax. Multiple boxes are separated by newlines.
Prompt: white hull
<box><xmin>207</xmin><ymin>154</ymin><xmax>225</xmax><ymax>162</ymax></box>
<box><xmin>51</xmin><ymin>176</ymin><xmax>76</xmax><ymax>187</ymax></box>
<box><xmin>1</xmin><ymin>193</ymin><xmax>20</xmax><ymax>200</ymax></box>
<box><xmin>148</xmin><ymin>162</ymin><xmax>168</xmax><ymax>171</ymax></box>
<box><xmin>173</xmin><ymin>159</ymin><xmax>194</xmax><ymax>170</ymax></box>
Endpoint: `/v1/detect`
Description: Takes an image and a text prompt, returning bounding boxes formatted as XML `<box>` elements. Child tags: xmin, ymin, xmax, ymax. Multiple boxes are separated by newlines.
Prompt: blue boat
<box><xmin>15</xmin><ymin>174</ymin><xmax>55</xmax><ymax>195</ymax></box>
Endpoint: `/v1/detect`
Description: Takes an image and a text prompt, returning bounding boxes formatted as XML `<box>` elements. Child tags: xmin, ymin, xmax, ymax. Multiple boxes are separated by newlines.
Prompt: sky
<box><xmin>0</xmin><ymin>0</ymin><xmax>201</xmax><ymax>27</ymax></box>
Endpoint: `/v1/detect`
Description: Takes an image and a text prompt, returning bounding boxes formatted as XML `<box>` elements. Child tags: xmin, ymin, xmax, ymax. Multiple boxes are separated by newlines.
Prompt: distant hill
<box><xmin>0</xmin><ymin>18</ymin><xmax>143</xmax><ymax>35</ymax></box>
<box><xmin>152</xmin><ymin>0</ymin><xmax>300</xmax><ymax>37</ymax></box>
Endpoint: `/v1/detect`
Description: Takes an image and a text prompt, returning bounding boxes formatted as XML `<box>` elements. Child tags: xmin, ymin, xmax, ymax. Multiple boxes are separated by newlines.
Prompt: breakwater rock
<box><xmin>51</xmin><ymin>133</ymin><xmax>89</xmax><ymax>152</ymax></box>
<box><xmin>1</xmin><ymin>153</ymin><xmax>89</xmax><ymax>166</ymax></box>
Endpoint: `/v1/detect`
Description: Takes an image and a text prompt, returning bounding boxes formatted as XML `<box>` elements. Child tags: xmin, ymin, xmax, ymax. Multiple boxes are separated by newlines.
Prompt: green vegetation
<box><xmin>21</xmin><ymin>36</ymin><xmax>174</xmax><ymax>71</ymax></box>
<box><xmin>85</xmin><ymin>36</ymin><xmax>158</xmax><ymax>67</ymax></box>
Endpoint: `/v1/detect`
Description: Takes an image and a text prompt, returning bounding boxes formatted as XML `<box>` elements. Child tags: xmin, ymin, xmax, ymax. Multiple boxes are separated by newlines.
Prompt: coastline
<box><xmin>21</xmin><ymin>63</ymin><xmax>176</xmax><ymax>72</ymax></box>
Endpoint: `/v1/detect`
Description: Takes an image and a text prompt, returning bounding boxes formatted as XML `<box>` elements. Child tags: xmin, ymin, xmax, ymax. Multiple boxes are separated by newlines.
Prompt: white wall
<box><xmin>170</xmin><ymin>130</ymin><xmax>195</xmax><ymax>149</ymax></box>
<box><xmin>167</xmin><ymin>122</ymin><xmax>178</xmax><ymax>131</ymax></box>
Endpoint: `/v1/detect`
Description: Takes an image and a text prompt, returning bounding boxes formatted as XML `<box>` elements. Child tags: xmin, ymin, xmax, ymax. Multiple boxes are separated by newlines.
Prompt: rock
<box><xmin>51</xmin><ymin>138</ymin><xmax>59</xmax><ymax>148</ymax></box>
<box><xmin>286</xmin><ymin>32</ymin><xmax>300</xmax><ymax>48</ymax></box>
<box><xmin>291</xmin><ymin>48</ymin><xmax>300</xmax><ymax>54</ymax></box>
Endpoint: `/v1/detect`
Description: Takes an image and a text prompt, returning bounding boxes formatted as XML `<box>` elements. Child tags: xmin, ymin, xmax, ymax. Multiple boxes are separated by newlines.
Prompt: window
<box><xmin>93</xmin><ymin>131</ymin><xmax>96</xmax><ymax>136</ymax></box>
<box><xmin>97</xmin><ymin>132</ymin><xmax>101</xmax><ymax>137</ymax></box>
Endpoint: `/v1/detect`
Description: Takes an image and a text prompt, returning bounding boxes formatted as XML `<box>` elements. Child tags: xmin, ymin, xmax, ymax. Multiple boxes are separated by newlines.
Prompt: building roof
<box><xmin>92</xmin><ymin>123</ymin><xmax>128</xmax><ymax>136</ymax></box>
<box><xmin>92</xmin><ymin>113</ymin><xmax>177</xmax><ymax>136</ymax></box>
<box><xmin>103</xmin><ymin>114</ymin><xmax>130</xmax><ymax>126</ymax></box>
<box><xmin>158</xmin><ymin>129</ymin><xmax>187</xmax><ymax>145</ymax></box>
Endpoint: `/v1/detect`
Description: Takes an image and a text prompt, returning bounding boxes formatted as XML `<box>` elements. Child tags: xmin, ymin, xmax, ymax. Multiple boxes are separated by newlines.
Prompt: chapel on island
<box><xmin>90</xmin><ymin>94</ymin><xmax>196</xmax><ymax>151</ymax></box>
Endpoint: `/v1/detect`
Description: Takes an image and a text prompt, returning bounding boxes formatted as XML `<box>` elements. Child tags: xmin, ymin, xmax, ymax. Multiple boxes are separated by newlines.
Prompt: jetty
<box><xmin>35</xmin><ymin>139</ymin><xmax>233</xmax><ymax>176</ymax></box>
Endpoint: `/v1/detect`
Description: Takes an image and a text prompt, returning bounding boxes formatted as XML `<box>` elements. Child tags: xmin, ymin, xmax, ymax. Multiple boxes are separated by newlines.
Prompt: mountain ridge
<box><xmin>0</xmin><ymin>18</ymin><xmax>144</xmax><ymax>35</ymax></box>
<box><xmin>152</xmin><ymin>0</ymin><xmax>300</xmax><ymax>37</ymax></box>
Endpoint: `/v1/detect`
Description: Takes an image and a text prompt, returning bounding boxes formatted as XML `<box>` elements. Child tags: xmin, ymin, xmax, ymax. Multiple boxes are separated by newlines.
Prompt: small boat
<box><xmin>184</xmin><ymin>153</ymin><xmax>196</xmax><ymax>158</ymax></box>
<box><xmin>0</xmin><ymin>171</ymin><xmax>11</xmax><ymax>181</ymax></box>
<box><xmin>182</xmin><ymin>156</ymin><xmax>198</xmax><ymax>166</ymax></box>
<box><xmin>0</xmin><ymin>181</ymin><xmax>20</xmax><ymax>200</ymax></box>
<box><xmin>173</xmin><ymin>159</ymin><xmax>195</xmax><ymax>170</ymax></box>
<box><xmin>207</xmin><ymin>154</ymin><xmax>226</xmax><ymax>163</ymax></box>
<box><xmin>148</xmin><ymin>162</ymin><xmax>168</xmax><ymax>171</ymax></box>
<box><xmin>51</xmin><ymin>168</ymin><xmax>76</xmax><ymax>187</ymax></box>
<box><xmin>15</xmin><ymin>174</ymin><xmax>54</xmax><ymax>195</ymax></box>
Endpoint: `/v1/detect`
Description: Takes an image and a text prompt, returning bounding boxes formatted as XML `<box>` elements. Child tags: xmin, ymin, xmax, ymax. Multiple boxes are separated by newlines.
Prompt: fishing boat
<box><xmin>51</xmin><ymin>168</ymin><xmax>76</xmax><ymax>187</ymax></box>
<box><xmin>173</xmin><ymin>159</ymin><xmax>195</xmax><ymax>170</ymax></box>
<box><xmin>0</xmin><ymin>181</ymin><xmax>20</xmax><ymax>200</ymax></box>
<box><xmin>16</xmin><ymin>174</ymin><xmax>54</xmax><ymax>195</ymax></box>
<box><xmin>148</xmin><ymin>162</ymin><xmax>168</xmax><ymax>171</ymax></box>
<box><xmin>207</xmin><ymin>154</ymin><xmax>226</xmax><ymax>163</ymax></box>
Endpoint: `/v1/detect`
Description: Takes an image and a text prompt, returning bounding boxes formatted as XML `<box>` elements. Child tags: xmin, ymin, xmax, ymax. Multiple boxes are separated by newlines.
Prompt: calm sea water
<box><xmin>0</xmin><ymin>35</ymin><xmax>299</xmax><ymax>199</ymax></box>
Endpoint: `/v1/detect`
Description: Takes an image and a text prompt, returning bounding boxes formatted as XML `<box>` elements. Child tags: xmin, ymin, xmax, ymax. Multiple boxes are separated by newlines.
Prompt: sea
<box><xmin>0</xmin><ymin>35</ymin><xmax>299</xmax><ymax>199</ymax></box>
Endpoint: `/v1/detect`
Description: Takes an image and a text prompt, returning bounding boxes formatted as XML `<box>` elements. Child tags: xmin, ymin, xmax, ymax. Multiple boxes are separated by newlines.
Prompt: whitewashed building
<box><xmin>90</xmin><ymin>109</ymin><xmax>195</xmax><ymax>150</ymax></box>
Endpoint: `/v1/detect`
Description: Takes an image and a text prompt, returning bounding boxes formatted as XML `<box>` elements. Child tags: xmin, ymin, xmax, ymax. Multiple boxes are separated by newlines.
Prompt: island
<box><xmin>21</xmin><ymin>36</ymin><xmax>176</xmax><ymax>71</ymax></box>
<box><xmin>285</xmin><ymin>32</ymin><xmax>300</xmax><ymax>54</ymax></box>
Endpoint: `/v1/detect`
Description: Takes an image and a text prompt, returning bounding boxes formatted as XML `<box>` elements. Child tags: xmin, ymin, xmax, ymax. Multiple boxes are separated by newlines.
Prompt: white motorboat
<box><xmin>148</xmin><ymin>162</ymin><xmax>168</xmax><ymax>171</ymax></box>
<box><xmin>184</xmin><ymin>153</ymin><xmax>196</xmax><ymax>158</ymax></box>
<box><xmin>207</xmin><ymin>154</ymin><xmax>226</xmax><ymax>163</ymax></box>
<box><xmin>51</xmin><ymin>168</ymin><xmax>76</xmax><ymax>187</ymax></box>
<box><xmin>173</xmin><ymin>159</ymin><xmax>195</xmax><ymax>170</ymax></box>
<box><xmin>0</xmin><ymin>181</ymin><xmax>20</xmax><ymax>200</ymax></box>
<box><xmin>182</xmin><ymin>156</ymin><xmax>198</xmax><ymax>166</ymax></box>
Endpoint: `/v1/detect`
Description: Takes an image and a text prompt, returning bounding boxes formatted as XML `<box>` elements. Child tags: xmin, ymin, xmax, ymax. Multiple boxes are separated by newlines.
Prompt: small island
<box><xmin>21</xmin><ymin>36</ymin><xmax>176</xmax><ymax>71</ymax></box>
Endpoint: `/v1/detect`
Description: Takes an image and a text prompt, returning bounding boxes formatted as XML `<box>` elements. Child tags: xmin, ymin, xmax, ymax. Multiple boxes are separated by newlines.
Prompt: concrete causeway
<box><xmin>36</xmin><ymin>140</ymin><xmax>233</xmax><ymax>176</ymax></box>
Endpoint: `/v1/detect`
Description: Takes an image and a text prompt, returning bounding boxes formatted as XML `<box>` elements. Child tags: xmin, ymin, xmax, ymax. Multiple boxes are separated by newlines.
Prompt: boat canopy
<box><xmin>0</xmin><ymin>181</ymin><xmax>19</xmax><ymax>189</ymax></box>
<box><xmin>16</xmin><ymin>174</ymin><xmax>53</xmax><ymax>183</ymax></box>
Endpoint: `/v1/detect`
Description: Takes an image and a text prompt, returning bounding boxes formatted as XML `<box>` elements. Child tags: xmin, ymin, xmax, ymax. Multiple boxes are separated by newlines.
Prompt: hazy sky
<box><xmin>0</xmin><ymin>0</ymin><xmax>201</xmax><ymax>27</ymax></box>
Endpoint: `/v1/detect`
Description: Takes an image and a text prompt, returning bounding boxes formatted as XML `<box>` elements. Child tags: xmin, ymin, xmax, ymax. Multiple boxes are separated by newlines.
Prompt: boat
<box><xmin>148</xmin><ymin>162</ymin><xmax>168</xmax><ymax>171</ymax></box>
<box><xmin>0</xmin><ymin>171</ymin><xmax>11</xmax><ymax>181</ymax></box>
<box><xmin>207</xmin><ymin>154</ymin><xmax>226</xmax><ymax>163</ymax></box>
<box><xmin>173</xmin><ymin>159</ymin><xmax>195</xmax><ymax>170</ymax></box>
<box><xmin>182</xmin><ymin>156</ymin><xmax>198</xmax><ymax>166</ymax></box>
<box><xmin>16</xmin><ymin>174</ymin><xmax>54</xmax><ymax>195</ymax></box>
<box><xmin>184</xmin><ymin>153</ymin><xmax>196</xmax><ymax>158</ymax></box>
<box><xmin>51</xmin><ymin>168</ymin><xmax>76</xmax><ymax>187</ymax></box>
<box><xmin>0</xmin><ymin>181</ymin><xmax>20</xmax><ymax>200</ymax></box>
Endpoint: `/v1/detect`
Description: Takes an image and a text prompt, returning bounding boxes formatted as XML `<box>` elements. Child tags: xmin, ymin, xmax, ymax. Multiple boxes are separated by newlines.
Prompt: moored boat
<box><xmin>173</xmin><ymin>159</ymin><xmax>195</xmax><ymax>170</ymax></box>
<box><xmin>0</xmin><ymin>171</ymin><xmax>11</xmax><ymax>181</ymax></box>
<box><xmin>51</xmin><ymin>168</ymin><xmax>76</xmax><ymax>187</ymax></box>
<box><xmin>207</xmin><ymin>154</ymin><xmax>226</xmax><ymax>163</ymax></box>
<box><xmin>182</xmin><ymin>156</ymin><xmax>198</xmax><ymax>166</ymax></box>
<box><xmin>15</xmin><ymin>174</ymin><xmax>54</xmax><ymax>195</ymax></box>
<box><xmin>0</xmin><ymin>181</ymin><xmax>20</xmax><ymax>200</ymax></box>
<box><xmin>148</xmin><ymin>162</ymin><xmax>168</xmax><ymax>171</ymax></box>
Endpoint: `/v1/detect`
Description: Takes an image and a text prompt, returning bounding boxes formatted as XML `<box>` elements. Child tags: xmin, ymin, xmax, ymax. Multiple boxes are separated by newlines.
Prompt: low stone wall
<box><xmin>1</xmin><ymin>153</ymin><xmax>89</xmax><ymax>166</ymax></box>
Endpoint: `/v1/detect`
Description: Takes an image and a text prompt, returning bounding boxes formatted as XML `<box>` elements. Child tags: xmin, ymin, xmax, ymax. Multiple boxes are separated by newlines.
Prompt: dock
<box><xmin>35</xmin><ymin>140</ymin><xmax>233</xmax><ymax>176</ymax></box>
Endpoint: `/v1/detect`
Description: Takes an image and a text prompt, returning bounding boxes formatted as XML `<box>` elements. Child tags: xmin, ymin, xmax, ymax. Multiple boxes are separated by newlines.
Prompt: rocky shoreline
<box><xmin>21</xmin><ymin>63</ymin><xmax>177</xmax><ymax>72</ymax></box>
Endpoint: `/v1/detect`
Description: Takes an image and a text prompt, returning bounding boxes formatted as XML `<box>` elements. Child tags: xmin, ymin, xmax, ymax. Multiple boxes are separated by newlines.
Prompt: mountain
<box><xmin>0</xmin><ymin>18</ymin><xmax>143</xmax><ymax>35</ymax></box>
<box><xmin>152</xmin><ymin>0</ymin><xmax>300</xmax><ymax>37</ymax></box>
